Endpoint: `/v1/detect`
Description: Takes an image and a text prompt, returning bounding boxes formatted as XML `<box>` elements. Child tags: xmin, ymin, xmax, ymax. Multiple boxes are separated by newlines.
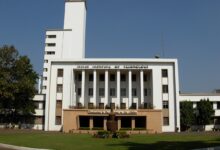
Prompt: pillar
<box><xmin>118</xmin><ymin>117</ymin><xmax>121</xmax><ymax>130</ymax></box>
<box><xmin>81</xmin><ymin>70</ymin><xmax>85</xmax><ymax>106</ymax></box>
<box><xmin>128</xmin><ymin>70</ymin><xmax>132</xmax><ymax>109</ymax></box>
<box><xmin>105</xmin><ymin>70</ymin><xmax>109</xmax><ymax>107</ymax></box>
<box><xmin>93</xmin><ymin>70</ymin><xmax>97</xmax><ymax>106</ymax></box>
<box><xmin>104</xmin><ymin>117</ymin><xmax>107</xmax><ymax>130</ymax></box>
<box><xmin>117</xmin><ymin>70</ymin><xmax>121</xmax><ymax>108</ymax></box>
<box><xmin>140</xmin><ymin>70</ymin><xmax>144</xmax><ymax>106</ymax></box>
<box><xmin>89</xmin><ymin>117</ymin><xmax>93</xmax><ymax>130</ymax></box>
<box><xmin>131</xmin><ymin>117</ymin><xmax>135</xmax><ymax>130</ymax></box>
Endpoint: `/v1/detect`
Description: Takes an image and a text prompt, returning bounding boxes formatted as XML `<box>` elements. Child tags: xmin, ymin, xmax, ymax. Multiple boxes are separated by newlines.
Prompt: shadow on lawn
<box><xmin>107</xmin><ymin>140</ymin><xmax>220</xmax><ymax>150</ymax></box>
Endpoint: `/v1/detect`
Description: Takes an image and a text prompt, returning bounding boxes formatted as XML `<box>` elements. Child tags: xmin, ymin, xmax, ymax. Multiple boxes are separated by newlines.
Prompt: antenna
<box><xmin>161</xmin><ymin>32</ymin><xmax>165</xmax><ymax>57</ymax></box>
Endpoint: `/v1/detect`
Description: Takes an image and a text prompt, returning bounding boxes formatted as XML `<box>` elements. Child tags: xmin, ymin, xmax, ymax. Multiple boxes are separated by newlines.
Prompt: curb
<box><xmin>0</xmin><ymin>143</ymin><xmax>51</xmax><ymax>150</ymax></box>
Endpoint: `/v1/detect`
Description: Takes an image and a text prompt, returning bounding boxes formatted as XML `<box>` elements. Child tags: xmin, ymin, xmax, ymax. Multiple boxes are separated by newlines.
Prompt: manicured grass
<box><xmin>0</xmin><ymin>130</ymin><xmax>220</xmax><ymax>150</ymax></box>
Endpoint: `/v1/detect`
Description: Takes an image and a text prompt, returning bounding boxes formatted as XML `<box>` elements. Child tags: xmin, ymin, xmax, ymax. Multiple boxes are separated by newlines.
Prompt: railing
<box><xmin>69</xmin><ymin>102</ymin><xmax>154</xmax><ymax>110</ymax></box>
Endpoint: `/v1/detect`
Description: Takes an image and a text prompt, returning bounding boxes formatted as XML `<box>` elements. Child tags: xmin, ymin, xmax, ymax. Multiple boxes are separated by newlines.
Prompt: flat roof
<box><xmin>50</xmin><ymin>58</ymin><xmax>178</xmax><ymax>63</ymax></box>
<box><xmin>180</xmin><ymin>93</ymin><xmax>220</xmax><ymax>96</ymax></box>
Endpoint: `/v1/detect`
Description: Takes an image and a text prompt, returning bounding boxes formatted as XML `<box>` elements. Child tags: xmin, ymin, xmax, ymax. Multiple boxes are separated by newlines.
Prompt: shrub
<box><xmin>120</xmin><ymin>128</ymin><xmax>132</xmax><ymax>131</ymax></box>
<box><xmin>112</xmin><ymin>131</ymin><xmax>130</xmax><ymax>138</ymax></box>
<box><xmin>92</xmin><ymin>127</ymin><xmax>103</xmax><ymax>130</ymax></box>
<box><xmin>79</xmin><ymin>127</ymin><xmax>90</xmax><ymax>130</ymax></box>
<box><xmin>93</xmin><ymin>130</ymin><xmax>110</xmax><ymax>138</ymax></box>
<box><xmin>133</xmin><ymin>128</ymin><xmax>146</xmax><ymax>130</ymax></box>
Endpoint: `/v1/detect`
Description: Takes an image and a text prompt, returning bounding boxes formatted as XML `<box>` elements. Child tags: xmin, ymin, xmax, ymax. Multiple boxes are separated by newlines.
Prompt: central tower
<box><xmin>63</xmin><ymin>0</ymin><xmax>87</xmax><ymax>59</ymax></box>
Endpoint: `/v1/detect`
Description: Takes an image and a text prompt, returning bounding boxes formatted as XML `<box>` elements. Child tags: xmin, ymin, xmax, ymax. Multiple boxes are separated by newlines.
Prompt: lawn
<box><xmin>0</xmin><ymin>130</ymin><xmax>220</xmax><ymax>150</ymax></box>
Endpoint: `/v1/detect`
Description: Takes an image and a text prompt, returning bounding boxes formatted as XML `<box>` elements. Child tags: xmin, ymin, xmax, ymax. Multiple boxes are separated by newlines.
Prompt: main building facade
<box><xmin>32</xmin><ymin>0</ymin><xmax>220</xmax><ymax>133</ymax></box>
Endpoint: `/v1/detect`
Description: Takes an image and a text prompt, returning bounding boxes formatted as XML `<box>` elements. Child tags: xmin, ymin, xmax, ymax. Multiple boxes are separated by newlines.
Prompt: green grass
<box><xmin>0</xmin><ymin>130</ymin><xmax>220</xmax><ymax>150</ymax></box>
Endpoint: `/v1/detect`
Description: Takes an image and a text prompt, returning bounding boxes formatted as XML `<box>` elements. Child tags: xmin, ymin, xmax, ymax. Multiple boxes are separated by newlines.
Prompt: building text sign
<box><xmin>76</xmin><ymin>65</ymin><xmax>148</xmax><ymax>70</ymax></box>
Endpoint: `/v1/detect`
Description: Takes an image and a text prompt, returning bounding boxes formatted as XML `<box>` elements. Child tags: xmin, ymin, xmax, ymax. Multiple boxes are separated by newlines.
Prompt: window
<box><xmin>163</xmin><ymin>101</ymin><xmax>169</xmax><ymax>109</ymax></box>
<box><xmin>132</xmin><ymin>88</ymin><xmax>137</xmax><ymax>96</ymax></box>
<box><xmin>162</xmin><ymin>69</ymin><xmax>168</xmax><ymax>77</ymax></box>
<box><xmin>44</xmin><ymin>68</ymin><xmax>48</xmax><ymax>72</ymax></box>
<box><xmin>89</xmin><ymin>74</ymin><xmax>93</xmax><ymax>82</ymax></box>
<box><xmin>34</xmin><ymin>102</ymin><xmax>40</xmax><ymax>109</ymax></box>
<box><xmin>144</xmin><ymin>74</ymin><xmax>150</xmax><ymax>81</ymax></box>
<box><xmin>217</xmin><ymin>102</ymin><xmax>220</xmax><ymax>109</ymax></box>
<box><xmin>120</xmin><ymin>103</ymin><xmax>126</xmax><ymax>109</ymax></box>
<box><xmin>99</xmin><ymin>103</ymin><xmax>104</xmax><ymax>109</ymax></box>
<box><xmin>99</xmin><ymin>88</ymin><xmax>105</xmax><ymax>96</ymax></box>
<box><xmin>47</xmin><ymin>35</ymin><xmax>56</xmax><ymax>38</ymax></box>
<box><xmin>144</xmin><ymin>88</ymin><xmax>148</xmax><ymax>96</ymax></box>
<box><xmin>148</xmin><ymin>88</ymin><xmax>152</xmax><ymax>96</ymax></box>
<box><xmin>78</xmin><ymin>74</ymin><xmax>82</xmax><ymax>82</ymax></box>
<box><xmin>163</xmin><ymin>85</ymin><xmax>169</xmax><ymax>93</ymax></box>
<box><xmin>88</xmin><ymin>103</ymin><xmax>94</xmax><ymax>109</ymax></box>
<box><xmin>56</xmin><ymin>100</ymin><xmax>62</xmax><ymax>109</ymax></box>
<box><xmin>89</xmin><ymin>88</ymin><xmax>93</xmax><ymax>96</ymax></box>
<box><xmin>55</xmin><ymin>116</ymin><xmax>61</xmax><ymax>125</ymax></box>
<box><xmin>43</xmin><ymin>86</ymin><xmax>47</xmax><ymax>89</ymax></box>
<box><xmin>46</xmin><ymin>51</ymin><xmax>55</xmax><ymax>55</ymax></box>
<box><xmin>77</xmin><ymin>88</ymin><xmax>81</xmax><ymax>96</ymax></box>
<box><xmin>163</xmin><ymin>117</ymin><xmax>169</xmax><ymax>126</ymax></box>
<box><xmin>43</xmin><ymin>77</ymin><xmax>47</xmax><ymax>81</ymax></box>
<box><xmin>35</xmin><ymin>116</ymin><xmax>44</xmax><ymax>124</ymax></box>
<box><xmin>44</xmin><ymin>60</ymin><xmax>48</xmax><ymax>63</ymax></box>
<box><xmin>132</xmin><ymin>74</ymin><xmax>136</xmax><ymax>82</ymax></box>
<box><xmin>144</xmin><ymin>74</ymin><xmax>147</xmax><ymax>82</ymax></box>
<box><xmin>131</xmin><ymin>103</ymin><xmax>137</xmax><ymax>109</ymax></box>
<box><xmin>110</xmin><ymin>88</ymin><xmax>116</xmax><ymax>97</ymax></box>
<box><xmin>46</xmin><ymin>43</ymin><xmax>56</xmax><ymax>47</ymax></box>
<box><xmin>99</xmin><ymin>74</ymin><xmax>105</xmax><ymax>82</ymax></box>
<box><xmin>121</xmin><ymin>88</ymin><xmax>126</xmax><ymax>97</ymax></box>
<box><xmin>57</xmin><ymin>84</ymin><xmax>63</xmax><ymax>93</ymax></box>
<box><xmin>57</xmin><ymin>69</ymin><xmax>63</xmax><ymax>77</ymax></box>
<box><xmin>110</xmin><ymin>74</ymin><xmax>115</xmax><ymax>82</ymax></box>
<box><xmin>110</xmin><ymin>103</ymin><xmax>115</xmax><ymax>109</ymax></box>
<box><xmin>121</xmin><ymin>74</ymin><xmax>126</xmax><ymax>82</ymax></box>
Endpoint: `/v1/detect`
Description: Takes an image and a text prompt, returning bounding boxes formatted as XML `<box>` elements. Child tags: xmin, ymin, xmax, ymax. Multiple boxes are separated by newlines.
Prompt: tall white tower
<box><xmin>43</xmin><ymin>0</ymin><xmax>87</xmax><ymax>131</ymax></box>
<box><xmin>63</xmin><ymin>0</ymin><xmax>87</xmax><ymax>59</ymax></box>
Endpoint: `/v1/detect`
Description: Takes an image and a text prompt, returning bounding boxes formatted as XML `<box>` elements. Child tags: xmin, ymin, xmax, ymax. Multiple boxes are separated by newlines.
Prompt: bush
<box><xmin>92</xmin><ymin>127</ymin><xmax>103</xmax><ymax>130</ymax></box>
<box><xmin>79</xmin><ymin>127</ymin><xmax>90</xmax><ymax>130</ymax></box>
<box><xmin>133</xmin><ymin>128</ymin><xmax>146</xmax><ymax>130</ymax></box>
<box><xmin>93</xmin><ymin>130</ymin><xmax>110</xmax><ymax>138</ymax></box>
<box><xmin>120</xmin><ymin>128</ymin><xmax>132</xmax><ymax>131</ymax></box>
<box><xmin>112</xmin><ymin>131</ymin><xmax>130</xmax><ymax>138</ymax></box>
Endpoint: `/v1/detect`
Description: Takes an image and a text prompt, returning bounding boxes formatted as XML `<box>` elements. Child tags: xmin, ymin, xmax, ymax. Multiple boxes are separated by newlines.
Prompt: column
<box><xmin>140</xmin><ymin>70</ymin><xmax>144</xmax><ymax>106</ymax></box>
<box><xmin>93</xmin><ymin>70</ymin><xmax>97</xmax><ymax>106</ymax></box>
<box><xmin>131</xmin><ymin>117</ymin><xmax>135</xmax><ymax>130</ymax></box>
<box><xmin>72</xmin><ymin>70</ymin><xmax>76</xmax><ymax>107</ymax></box>
<box><xmin>104</xmin><ymin>117</ymin><xmax>107</xmax><ymax>130</ymax></box>
<box><xmin>89</xmin><ymin>117</ymin><xmax>93</xmax><ymax>130</ymax></box>
<box><xmin>128</xmin><ymin>70</ymin><xmax>132</xmax><ymax>109</ymax></box>
<box><xmin>105</xmin><ymin>70</ymin><xmax>109</xmax><ymax>107</ymax></box>
<box><xmin>81</xmin><ymin>70</ymin><xmax>85</xmax><ymax>106</ymax></box>
<box><xmin>117</xmin><ymin>117</ymin><xmax>121</xmax><ymax>130</ymax></box>
<box><xmin>117</xmin><ymin>70</ymin><xmax>121</xmax><ymax>108</ymax></box>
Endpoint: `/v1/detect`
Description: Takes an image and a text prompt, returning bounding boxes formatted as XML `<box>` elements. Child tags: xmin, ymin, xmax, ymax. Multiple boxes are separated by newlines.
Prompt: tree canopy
<box><xmin>180</xmin><ymin>101</ymin><xmax>194</xmax><ymax>131</ymax></box>
<box><xmin>180</xmin><ymin>99</ymin><xmax>215</xmax><ymax>131</ymax></box>
<box><xmin>0</xmin><ymin>45</ymin><xmax>38</xmax><ymax>125</ymax></box>
<box><xmin>196</xmin><ymin>99</ymin><xmax>214</xmax><ymax>126</ymax></box>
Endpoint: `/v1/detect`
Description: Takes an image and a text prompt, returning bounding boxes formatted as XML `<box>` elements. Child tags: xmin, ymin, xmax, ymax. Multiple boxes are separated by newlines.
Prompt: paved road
<box><xmin>0</xmin><ymin>144</ymin><xmax>50</xmax><ymax>150</ymax></box>
<box><xmin>0</xmin><ymin>146</ymin><xmax>16</xmax><ymax>150</ymax></box>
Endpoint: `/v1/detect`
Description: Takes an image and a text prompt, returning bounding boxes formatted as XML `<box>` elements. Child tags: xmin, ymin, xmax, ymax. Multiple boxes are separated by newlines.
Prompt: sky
<box><xmin>0</xmin><ymin>0</ymin><xmax>220</xmax><ymax>93</ymax></box>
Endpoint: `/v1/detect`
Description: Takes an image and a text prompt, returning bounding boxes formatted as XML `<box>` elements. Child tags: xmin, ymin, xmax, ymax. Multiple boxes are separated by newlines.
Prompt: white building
<box><xmin>32</xmin><ymin>0</ymin><xmax>220</xmax><ymax>133</ymax></box>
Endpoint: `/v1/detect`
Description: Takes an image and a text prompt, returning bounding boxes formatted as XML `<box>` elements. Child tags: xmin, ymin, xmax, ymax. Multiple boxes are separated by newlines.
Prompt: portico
<box><xmin>73</xmin><ymin>67</ymin><xmax>153</xmax><ymax>109</ymax></box>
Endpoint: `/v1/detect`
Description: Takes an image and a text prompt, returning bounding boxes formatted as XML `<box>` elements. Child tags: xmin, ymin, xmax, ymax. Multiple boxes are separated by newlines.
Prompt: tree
<box><xmin>180</xmin><ymin>101</ymin><xmax>195</xmax><ymax>131</ymax></box>
<box><xmin>196</xmin><ymin>99</ymin><xmax>214</xmax><ymax>128</ymax></box>
<box><xmin>0</xmin><ymin>45</ymin><xmax>38</xmax><ymax>126</ymax></box>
